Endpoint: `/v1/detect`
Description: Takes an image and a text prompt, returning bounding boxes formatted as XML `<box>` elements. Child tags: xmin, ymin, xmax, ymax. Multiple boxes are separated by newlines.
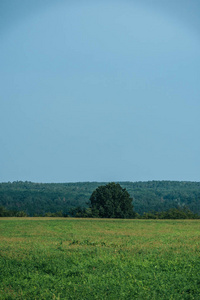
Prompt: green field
<box><xmin>0</xmin><ymin>219</ymin><xmax>200</xmax><ymax>299</ymax></box>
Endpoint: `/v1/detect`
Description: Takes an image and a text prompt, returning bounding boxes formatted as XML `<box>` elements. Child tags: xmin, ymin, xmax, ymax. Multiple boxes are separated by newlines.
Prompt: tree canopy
<box><xmin>89</xmin><ymin>182</ymin><xmax>135</xmax><ymax>218</ymax></box>
<box><xmin>0</xmin><ymin>181</ymin><xmax>200</xmax><ymax>216</ymax></box>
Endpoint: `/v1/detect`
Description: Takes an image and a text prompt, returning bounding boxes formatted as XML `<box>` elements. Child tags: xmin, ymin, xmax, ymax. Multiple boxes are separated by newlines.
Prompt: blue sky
<box><xmin>0</xmin><ymin>0</ymin><xmax>200</xmax><ymax>183</ymax></box>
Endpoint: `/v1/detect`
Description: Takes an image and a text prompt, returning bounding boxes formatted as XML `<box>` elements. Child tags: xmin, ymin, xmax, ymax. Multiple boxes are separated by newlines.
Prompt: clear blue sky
<box><xmin>0</xmin><ymin>0</ymin><xmax>200</xmax><ymax>183</ymax></box>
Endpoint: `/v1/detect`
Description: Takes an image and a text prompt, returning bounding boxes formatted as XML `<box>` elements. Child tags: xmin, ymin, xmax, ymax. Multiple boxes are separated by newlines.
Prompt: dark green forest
<box><xmin>0</xmin><ymin>181</ymin><xmax>200</xmax><ymax>217</ymax></box>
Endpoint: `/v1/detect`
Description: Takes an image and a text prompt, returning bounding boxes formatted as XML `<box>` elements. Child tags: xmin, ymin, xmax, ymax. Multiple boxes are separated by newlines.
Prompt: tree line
<box><xmin>0</xmin><ymin>182</ymin><xmax>199</xmax><ymax>219</ymax></box>
<box><xmin>1</xmin><ymin>205</ymin><xmax>199</xmax><ymax>219</ymax></box>
<box><xmin>0</xmin><ymin>180</ymin><xmax>199</xmax><ymax>216</ymax></box>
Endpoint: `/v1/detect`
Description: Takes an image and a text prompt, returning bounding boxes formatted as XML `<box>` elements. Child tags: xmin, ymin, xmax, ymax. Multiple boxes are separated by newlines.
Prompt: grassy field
<box><xmin>0</xmin><ymin>218</ymin><xmax>200</xmax><ymax>299</ymax></box>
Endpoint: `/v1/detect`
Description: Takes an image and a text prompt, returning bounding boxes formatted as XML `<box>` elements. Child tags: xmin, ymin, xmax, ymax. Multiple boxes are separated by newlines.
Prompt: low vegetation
<box><xmin>1</xmin><ymin>205</ymin><xmax>199</xmax><ymax>219</ymax></box>
<box><xmin>0</xmin><ymin>218</ymin><xmax>200</xmax><ymax>299</ymax></box>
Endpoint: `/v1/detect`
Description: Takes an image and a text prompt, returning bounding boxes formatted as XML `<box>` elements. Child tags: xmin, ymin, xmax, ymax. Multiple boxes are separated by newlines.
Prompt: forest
<box><xmin>0</xmin><ymin>180</ymin><xmax>199</xmax><ymax>217</ymax></box>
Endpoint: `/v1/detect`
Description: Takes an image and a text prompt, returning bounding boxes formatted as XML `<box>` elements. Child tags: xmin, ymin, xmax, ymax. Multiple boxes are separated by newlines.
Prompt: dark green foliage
<box><xmin>69</xmin><ymin>206</ymin><xmax>88</xmax><ymax>218</ymax></box>
<box><xmin>89</xmin><ymin>182</ymin><xmax>135</xmax><ymax>218</ymax></box>
<box><xmin>141</xmin><ymin>207</ymin><xmax>200</xmax><ymax>219</ymax></box>
<box><xmin>0</xmin><ymin>206</ymin><xmax>28</xmax><ymax>217</ymax></box>
<box><xmin>123</xmin><ymin>181</ymin><xmax>200</xmax><ymax>215</ymax></box>
<box><xmin>0</xmin><ymin>180</ymin><xmax>200</xmax><ymax>216</ymax></box>
<box><xmin>44</xmin><ymin>211</ymin><xmax>64</xmax><ymax>217</ymax></box>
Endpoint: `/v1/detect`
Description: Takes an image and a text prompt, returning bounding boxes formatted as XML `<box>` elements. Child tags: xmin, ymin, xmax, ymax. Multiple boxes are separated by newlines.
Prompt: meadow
<box><xmin>0</xmin><ymin>218</ymin><xmax>200</xmax><ymax>299</ymax></box>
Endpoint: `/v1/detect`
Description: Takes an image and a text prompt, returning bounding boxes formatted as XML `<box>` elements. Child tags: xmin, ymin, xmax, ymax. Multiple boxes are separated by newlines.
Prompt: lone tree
<box><xmin>89</xmin><ymin>182</ymin><xmax>135</xmax><ymax>218</ymax></box>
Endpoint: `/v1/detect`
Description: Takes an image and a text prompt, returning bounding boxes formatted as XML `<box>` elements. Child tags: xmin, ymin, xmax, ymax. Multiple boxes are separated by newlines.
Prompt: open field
<box><xmin>0</xmin><ymin>218</ymin><xmax>200</xmax><ymax>299</ymax></box>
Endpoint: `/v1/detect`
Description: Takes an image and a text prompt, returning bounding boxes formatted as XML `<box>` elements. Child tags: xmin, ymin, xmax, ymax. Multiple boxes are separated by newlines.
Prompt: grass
<box><xmin>0</xmin><ymin>218</ymin><xmax>200</xmax><ymax>299</ymax></box>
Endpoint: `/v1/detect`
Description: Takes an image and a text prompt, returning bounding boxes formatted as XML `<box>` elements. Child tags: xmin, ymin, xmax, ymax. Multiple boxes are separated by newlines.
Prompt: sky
<box><xmin>0</xmin><ymin>0</ymin><xmax>200</xmax><ymax>183</ymax></box>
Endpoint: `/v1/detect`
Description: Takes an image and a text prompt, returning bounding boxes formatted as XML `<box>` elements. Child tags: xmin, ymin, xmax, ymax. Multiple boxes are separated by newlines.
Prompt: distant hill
<box><xmin>0</xmin><ymin>181</ymin><xmax>200</xmax><ymax>216</ymax></box>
